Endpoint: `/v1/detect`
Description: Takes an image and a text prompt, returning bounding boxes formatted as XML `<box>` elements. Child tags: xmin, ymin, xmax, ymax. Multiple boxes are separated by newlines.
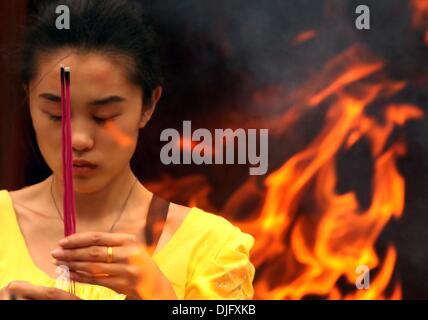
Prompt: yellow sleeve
<box><xmin>184</xmin><ymin>228</ymin><xmax>256</xmax><ymax>300</ymax></box>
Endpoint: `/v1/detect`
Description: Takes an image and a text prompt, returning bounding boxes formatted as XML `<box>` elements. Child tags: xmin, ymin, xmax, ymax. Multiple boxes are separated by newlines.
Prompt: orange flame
<box><xmin>139</xmin><ymin>42</ymin><xmax>425</xmax><ymax>299</ymax></box>
<box><xmin>244</xmin><ymin>99</ymin><xmax>421</xmax><ymax>299</ymax></box>
<box><xmin>237</xmin><ymin>57</ymin><xmax>424</xmax><ymax>298</ymax></box>
<box><xmin>410</xmin><ymin>0</ymin><xmax>428</xmax><ymax>29</ymax></box>
<box><xmin>410</xmin><ymin>0</ymin><xmax>428</xmax><ymax>44</ymax></box>
<box><xmin>293</xmin><ymin>30</ymin><xmax>317</xmax><ymax>45</ymax></box>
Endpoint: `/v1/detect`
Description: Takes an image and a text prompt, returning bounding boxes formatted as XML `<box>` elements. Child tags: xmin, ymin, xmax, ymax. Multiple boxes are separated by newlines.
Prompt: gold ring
<box><xmin>107</xmin><ymin>246</ymin><xmax>113</xmax><ymax>263</ymax></box>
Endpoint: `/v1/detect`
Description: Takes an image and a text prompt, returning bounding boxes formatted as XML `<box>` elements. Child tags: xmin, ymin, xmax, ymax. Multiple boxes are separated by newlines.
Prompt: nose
<box><xmin>71</xmin><ymin>119</ymin><xmax>95</xmax><ymax>153</ymax></box>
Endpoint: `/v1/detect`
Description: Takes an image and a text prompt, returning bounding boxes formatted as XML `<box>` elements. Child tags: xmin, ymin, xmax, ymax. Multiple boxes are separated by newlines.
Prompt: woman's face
<box><xmin>28</xmin><ymin>50</ymin><xmax>160</xmax><ymax>192</ymax></box>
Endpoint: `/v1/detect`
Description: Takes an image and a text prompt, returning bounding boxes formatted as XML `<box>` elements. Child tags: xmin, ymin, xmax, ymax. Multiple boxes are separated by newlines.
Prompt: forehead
<box><xmin>30</xmin><ymin>50</ymin><xmax>137</xmax><ymax>95</ymax></box>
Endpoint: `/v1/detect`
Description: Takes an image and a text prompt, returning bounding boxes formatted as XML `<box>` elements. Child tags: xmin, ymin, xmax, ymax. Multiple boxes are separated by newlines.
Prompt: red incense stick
<box><xmin>60</xmin><ymin>65</ymin><xmax>76</xmax><ymax>294</ymax></box>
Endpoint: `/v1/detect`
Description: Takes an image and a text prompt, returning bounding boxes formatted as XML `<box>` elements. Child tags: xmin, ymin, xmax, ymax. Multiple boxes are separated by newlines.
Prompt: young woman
<box><xmin>0</xmin><ymin>0</ymin><xmax>255</xmax><ymax>300</ymax></box>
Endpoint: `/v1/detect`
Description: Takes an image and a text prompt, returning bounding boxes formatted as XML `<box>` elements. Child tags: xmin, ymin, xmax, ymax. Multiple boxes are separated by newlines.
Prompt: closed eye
<box><xmin>93</xmin><ymin>115</ymin><xmax>120</xmax><ymax>124</ymax></box>
<box><xmin>48</xmin><ymin>114</ymin><xmax>62</xmax><ymax>122</ymax></box>
<box><xmin>93</xmin><ymin>116</ymin><xmax>108</xmax><ymax>124</ymax></box>
<box><xmin>45</xmin><ymin>111</ymin><xmax>119</xmax><ymax>124</ymax></box>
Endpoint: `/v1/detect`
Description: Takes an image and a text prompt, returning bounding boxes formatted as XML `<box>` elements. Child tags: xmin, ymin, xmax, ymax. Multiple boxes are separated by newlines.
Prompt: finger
<box><xmin>7</xmin><ymin>282</ymin><xmax>78</xmax><ymax>300</ymax></box>
<box><xmin>52</xmin><ymin>245</ymin><xmax>135</xmax><ymax>263</ymax></box>
<box><xmin>69</xmin><ymin>271</ymin><xmax>135</xmax><ymax>298</ymax></box>
<box><xmin>70</xmin><ymin>271</ymin><xmax>126</xmax><ymax>292</ymax></box>
<box><xmin>6</xmin><ymin>281</ymin><xmax>33</xmax><ymax>299</ymax></box>
<box><xmin>59</xmin><ymin>232</ymin><xmax>136</xmax><ymax>249</ymax></box>
<box><xmin>55</xmin><ymin>260</ymin><xmax>128</xmax><ymax>277</ymax></box>
<box><xmin>24</xmin><ymin>287</ymin><xmax>78</xmax><ymax>300</ymax></box>
<box><xmin>0</xmin><ymin>289</ymin><xmax>13</xmax><ymax>300</ymax></box>
<box><xmin>9</xmin><ymin>294</ymin><xmax>29</xmax><ymax>300</ymax></box>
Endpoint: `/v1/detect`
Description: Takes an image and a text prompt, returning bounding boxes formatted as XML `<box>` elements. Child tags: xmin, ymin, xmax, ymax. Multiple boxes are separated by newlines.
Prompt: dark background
<box><xmin>0</xmin><ymin>0</ymin><xmax>427</xmax><ymax>299</ymax></box>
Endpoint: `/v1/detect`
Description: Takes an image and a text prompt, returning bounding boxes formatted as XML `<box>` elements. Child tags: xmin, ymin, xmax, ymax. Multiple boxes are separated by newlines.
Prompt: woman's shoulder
<box><xmin>2</xmin><ymin>182</ymin><xmax>48</xmax><ymax>219</ymax></box>
<box><xmin>190</xmin><ymin>207</ymin><xmax>239</xmax><ymax>232</ymax></box>
<box><xmin>4</xmin><ymin>181</ymin><xmax>46</xmax><ymax>207</ymax></box>
<box><xmin>171</xmin><ymin>203</ymin><xmax>238</xmax><ymax>234</ymax></box>
<box><xmin>167</xmin><ymin>202</ymin><xmax>254</xmax><ymax>251</ymax></box>
<box><xmin>0</xmin><ymin>189</ymin><xmax>11</xmax><ymax>209</ymax></box>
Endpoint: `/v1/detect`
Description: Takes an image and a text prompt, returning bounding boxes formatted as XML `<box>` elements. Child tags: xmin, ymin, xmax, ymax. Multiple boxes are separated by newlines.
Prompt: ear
<box><xmin>139</xmin><ymin>86</ymin><xmax>163</xmax><ymax>129</ymax></box>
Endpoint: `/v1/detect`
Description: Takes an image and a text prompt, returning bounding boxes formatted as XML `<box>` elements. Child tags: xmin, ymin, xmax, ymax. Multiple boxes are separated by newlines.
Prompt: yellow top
<box><xmin>0</xmin><ymin>190</ymin><xmax>255</xmax><ymax>300</ymax></box>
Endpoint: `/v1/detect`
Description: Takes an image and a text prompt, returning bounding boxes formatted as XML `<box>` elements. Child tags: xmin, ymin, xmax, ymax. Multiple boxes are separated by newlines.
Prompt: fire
<box><xmin>292</xmin><ymin>30</ymin><xmax>317</xmax><ymax>45</ymax></box>
<box><xmin>137</xmin><ymin>41</ymin><xmax>425</xmax><ymax>299</ymax></box>
<box><xmin>410</xmin><ymin>0</ymin><xmax>428</xmax><ymax>44</ymax></box>
<box><xmin>410</xmin><ymin>0</ymin><xmax>428</xmax><ymax>28</ymax></box>
<box><xmin>236</xmin><ymin>49</ymin><xmax>423</xmax><ymax>298</ymax></box>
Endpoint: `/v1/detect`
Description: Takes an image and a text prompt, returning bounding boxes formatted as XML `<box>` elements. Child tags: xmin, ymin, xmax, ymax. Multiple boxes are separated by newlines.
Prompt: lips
<box><xmin>72</xmin><ymin>159</ymin><xmax>97</xmax><ymax>168</ymax></box>
<box><xmin>72</xmin><ymin>159</ymin><xmax>97</xmax><ymax>177</ymax></box>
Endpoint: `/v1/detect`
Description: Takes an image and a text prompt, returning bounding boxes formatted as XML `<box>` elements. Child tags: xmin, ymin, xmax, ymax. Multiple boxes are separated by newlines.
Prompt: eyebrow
<box><xmin>39</xmin><ymin>93</ymin><xmax>126</xmax><ymax>107</ymax></box>
<box><xmin>40</xmin><ymin>93</ymin><xmax>61</xmax><ymax>103</ymax></box>
<box><xmin>89</xmin><ymin>96</ymin><xmax>126</xmax><ymax>106</ymax></box>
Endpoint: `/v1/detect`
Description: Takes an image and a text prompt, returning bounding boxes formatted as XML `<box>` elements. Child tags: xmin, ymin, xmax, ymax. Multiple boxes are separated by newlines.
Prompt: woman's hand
<box><xmin>51</xmin><ymin>232</ymin><xmax>178</xmax><ymax>300</ymax></box>
<box><xmin>0</xmin><ymin>281</ymin><xmax>80</xmax><ymax>300</ymax></box>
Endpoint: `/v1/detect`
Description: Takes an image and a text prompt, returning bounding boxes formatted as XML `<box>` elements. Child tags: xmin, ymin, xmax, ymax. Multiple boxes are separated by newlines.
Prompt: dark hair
<box><xmin>22</xmin><ymin>0</ymin><xmax>163</xmax><ymax>105</ymax></box>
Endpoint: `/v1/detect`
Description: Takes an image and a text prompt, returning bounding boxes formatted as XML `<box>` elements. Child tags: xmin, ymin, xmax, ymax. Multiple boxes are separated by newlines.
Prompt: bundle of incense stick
<box><xmin>60</xmin><ymin>65</ymin><xmax>76</xmax><ymax>294</ymax></box>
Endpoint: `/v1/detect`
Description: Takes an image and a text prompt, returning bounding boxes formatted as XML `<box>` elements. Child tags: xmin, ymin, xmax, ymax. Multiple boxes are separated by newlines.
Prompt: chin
<box><xmin>72</xmin><ymin>176</ymin><xmax>103</xmax><ymax>193</ymax></box>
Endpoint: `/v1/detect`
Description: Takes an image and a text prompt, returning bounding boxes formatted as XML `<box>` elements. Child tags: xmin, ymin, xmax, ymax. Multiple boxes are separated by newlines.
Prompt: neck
<box><xmin>50</xmin><ymin>166</ymin><xmax>137</xmax><ymax>225</ymax></box>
